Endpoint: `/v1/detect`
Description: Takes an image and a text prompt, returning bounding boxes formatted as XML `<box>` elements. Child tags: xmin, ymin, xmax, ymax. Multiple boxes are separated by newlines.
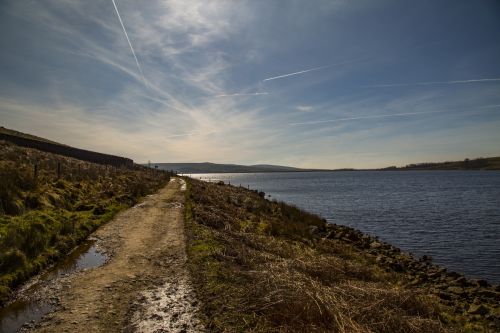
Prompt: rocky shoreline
<box><xmin>314</xmin><ymin>222</ymin><xmax>500</xmax><ymax>329</ymax></box>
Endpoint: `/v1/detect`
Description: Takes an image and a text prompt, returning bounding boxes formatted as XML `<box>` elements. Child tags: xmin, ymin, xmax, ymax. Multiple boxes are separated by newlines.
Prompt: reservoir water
<box><xmin>193</xmin><ymin>171</ymin><xmax>500</xmax><ymax>284</ymax></box>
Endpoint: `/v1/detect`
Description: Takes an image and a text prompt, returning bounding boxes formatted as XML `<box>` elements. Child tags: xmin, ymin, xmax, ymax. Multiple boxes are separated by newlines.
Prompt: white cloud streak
<box><xmin>262</xmin><ymin>65</ymin><xmax>330</xmax><ymax>82</ymax></box>
<box><xmin>261</xmin><ymin>58</ymin><xmax>369</xmax><ymax>82</ymax></box>
<box><xmin>296</xmin><ymin>105</ymin><xmax>314</xmax><ymax>112</ymax></box>
<box><xmin>363</xmin><ymin>78</ymin><xmax>500</xmax><ymax>88</ymax></box>
<box><xmin>214</xmin><ymin>92</ymin><xmax>269</xmax><ymax>98</ymax></box>
<box><xmin>288</xmin><ymin>105</ymin><xmax>500</xmax><ymax>126</ymax></box>
<box><xmin>111</xmin><ymin>0</ymin><xmax>147</xmax><ymax>87</ymax></box>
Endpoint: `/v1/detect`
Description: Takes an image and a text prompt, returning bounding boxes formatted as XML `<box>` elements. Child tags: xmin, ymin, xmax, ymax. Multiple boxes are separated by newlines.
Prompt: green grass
<box><xmin>0</xmin><ymin>206</ymin><xmax>121</xmax><ymax>291</ymax></box>
<box><xmin>0</xmin><ymin>140</ymin><xmax>170</xmax><ymax>302</ymax></box>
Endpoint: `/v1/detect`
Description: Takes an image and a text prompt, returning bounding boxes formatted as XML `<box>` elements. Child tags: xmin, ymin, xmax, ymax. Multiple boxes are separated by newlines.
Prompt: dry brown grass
<box><xmin>185</xmin><ymin>178</ymin><xmax>462</xmax><ymax>333</ymax></box>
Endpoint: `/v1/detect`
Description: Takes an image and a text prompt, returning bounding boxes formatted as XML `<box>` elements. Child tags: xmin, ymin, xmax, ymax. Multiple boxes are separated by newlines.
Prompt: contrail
<box><xmin>262</xmin><ymin>58</ymin><xmax>368</xmax><ymax>82</ymax></box>
<box><xmin>363</xmin><ymin>78</ymin><xmax>500</xmax><ymax>88</ymax></box>
<box><xmin>288</xmin><ymin>104</ymin><xmax>500</xmax><ymax>126</ymax></box>
<box><xmin>165</xmin><ymin>132</ymin><xmax>197</xmax><ymax>138</ymax></box>
<box><xmin>288</xmin><ymin>110</ymin><xmax>447</xmax><ymax>126</ymax></box>
<box><xmin>263</xmin><ymin>65</ymin><xmax>330</xmax><ymax>82</ymax></box>
<box><xmin>111</xmin><ymin>0</ymin><xmax>147</xmax><ymax>86</ymax></box>
<box><xmin>214</xmin><ymin>92</ymin><xmax>269</xmax><ymax>98</ymax></box>
<box><xmin>165</xmin><ymin>130</ymin><xmax>218</xmax><ymax>139</ymax></box>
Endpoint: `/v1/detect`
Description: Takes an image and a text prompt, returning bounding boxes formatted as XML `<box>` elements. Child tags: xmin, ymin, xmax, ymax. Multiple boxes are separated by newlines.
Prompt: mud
<box><xmin>23</xmin><ymin>178</ymin><xmax>203</xmax><ymax>333</ymax></box>
<box><xmin>0</xmin><ymin>240</ymin><xmax>107</xmax><ymax>333</ymax></box>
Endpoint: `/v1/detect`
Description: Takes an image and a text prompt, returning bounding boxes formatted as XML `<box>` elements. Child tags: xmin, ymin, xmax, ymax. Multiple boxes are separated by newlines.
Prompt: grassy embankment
<box><xmin>0</xmin><ymin>140</ymin><xmax>170</xmax><ymax>303</ymax></box>
<box><xmin>382</xmin><ymin>157</ymin><xmax>500</xmax><ymax>170</ymax></box>
<box><xmin>184</xmin><ymin>178</ymin><xmax>499</xmax><ymax>332</ymax></box>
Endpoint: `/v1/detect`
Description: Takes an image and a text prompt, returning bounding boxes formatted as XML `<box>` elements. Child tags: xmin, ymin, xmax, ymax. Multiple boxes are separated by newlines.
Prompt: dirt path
<box><xmin>29</xmin><ymin>178</ymin><xmax>204</xmax><ymax>333</ymax></box>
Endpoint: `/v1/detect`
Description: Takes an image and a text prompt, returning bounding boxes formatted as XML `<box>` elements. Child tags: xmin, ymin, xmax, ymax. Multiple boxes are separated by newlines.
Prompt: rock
<box><xmin>389</xmin><ymin>261</ymin><xmax>404</xmax><ymax>272</ymax></box>
<box><xmin>477</xmin><ymin>279</ymin><xmax>490</xmax><ymax>287</ymax></box>
<box><xmin>469</xmin><ymin>279</ymin><xmax>489</xmax><ymax>287</ymax></box>
<box><xmin>447</xmin><ymin>286</ymin><xmax>465</xmax><ymax>295</ymax></box>
<box><xmin>477</xmin><ymin>290</ymin><xmax>500</xmax><ymax>300</ymax></box>
<box><xmin>428</xmin><ymin>271</ymin><xmax>442</xmax><ymax>280</ymax></box>
<box><xmin>438</xmin><ymin>292</ymin><xmax>455</xmax><ymax>301</ymax></box>
<box><xmin>421</xmin><ymin>255</ymin><xmax>433</xmax><ymax>261</ymax></box>
<box><xmin>447</xmin><ymin>271</ymin><xmax>461</xmax><ymax>279</ymax></box>
<box><xmin>432</xmin><ymin>283</ymin><xmax>445</xmax><ymax>290</ymax></box>
<box><xmin>370</xmin><ymin>241</ymin><xmax>383</xmax><ymax>249</ymax></box>
<box><xmin>455</xmin><ymin>276</ymin><xmax>467</xmax><ymax>286</ymax></box>
<box><xmin>308</xmin><ymin>226</ymin><xmax>319</xmax><ymax>236</ymax></box>
<box><xmin>468</xmin><ymin>304</ymin><xmax>490</xmax><ymax>316</ymax></box>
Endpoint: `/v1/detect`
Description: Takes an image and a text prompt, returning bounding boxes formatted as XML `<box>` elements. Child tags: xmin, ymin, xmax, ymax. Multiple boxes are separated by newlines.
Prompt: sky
<box><xmin>1</xmin><ymin>0</ymin><xmax>499</xmax><ymax>168</ymax></box>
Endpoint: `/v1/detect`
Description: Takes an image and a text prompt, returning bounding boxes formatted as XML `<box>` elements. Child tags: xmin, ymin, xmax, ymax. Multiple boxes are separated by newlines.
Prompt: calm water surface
<box><xmin>193</xmin><ymin>171</ymin><xmax>500</xmax><ymax>283</ymax></box>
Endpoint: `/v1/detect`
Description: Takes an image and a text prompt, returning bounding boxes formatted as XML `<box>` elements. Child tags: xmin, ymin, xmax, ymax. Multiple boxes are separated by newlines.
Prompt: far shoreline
<box><xmin>180</xmin><ymin>168</ymin><xmax>500</xmax><ymax>175</ymax></box>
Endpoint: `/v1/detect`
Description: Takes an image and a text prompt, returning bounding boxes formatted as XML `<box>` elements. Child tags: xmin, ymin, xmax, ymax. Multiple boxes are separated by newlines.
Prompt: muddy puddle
<box><xmin>0</xmin><ymin>239</ymin><xmax>107</xmax><ymax>333</ymax></box>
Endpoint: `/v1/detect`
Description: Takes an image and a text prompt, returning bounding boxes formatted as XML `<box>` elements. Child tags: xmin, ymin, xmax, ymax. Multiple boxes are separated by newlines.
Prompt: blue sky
<box><xmin>1</xmin><ymin>0</ymin><xmax>499</xmax><ymax>168</ymax></box>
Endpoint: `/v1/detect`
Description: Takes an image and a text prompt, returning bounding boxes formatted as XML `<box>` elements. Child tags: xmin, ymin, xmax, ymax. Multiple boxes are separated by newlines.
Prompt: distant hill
<box><xmin>380</xmin><ymin>156</ymin><xmax>500</xmax><ymax>171</ymax></box>
<box><xmin>0</xmin><ymin>126</ymin><xmax>133</xmax><ymax>167</ymax></box>
<box><xmin>151</xmin><ymin>162</ymin><xmax>329</xmax><ymax>174</ymax></box>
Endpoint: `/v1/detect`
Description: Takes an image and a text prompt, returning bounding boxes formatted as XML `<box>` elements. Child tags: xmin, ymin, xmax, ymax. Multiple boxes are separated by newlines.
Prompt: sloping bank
<box><xmin>0</xmin><ymin>140</ymin><xmax>170</xmax><ymax>303</ymax></box>
<box><xmin>184</xmin><ymin>177</ymin><xmax>499</xmax><ymax>333</ymax></box>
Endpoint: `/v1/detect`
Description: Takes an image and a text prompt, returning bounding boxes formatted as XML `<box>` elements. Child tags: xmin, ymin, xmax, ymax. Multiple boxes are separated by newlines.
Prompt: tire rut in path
<box><xmin>30</xmin><ymin>178</ymin><xmax>204</xmax><ymax>333</ymax></box>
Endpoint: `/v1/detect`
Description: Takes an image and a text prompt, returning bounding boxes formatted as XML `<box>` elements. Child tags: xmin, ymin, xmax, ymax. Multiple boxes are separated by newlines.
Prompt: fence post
<box><xmin>34</xmin><ymin>164</ymin><xmax>38</xmax><ymax>180</ymax></box>
<box><xmin>57</xmin><ymin>162</ymin><xmax>61</xmax><ymax>179</ymax></box>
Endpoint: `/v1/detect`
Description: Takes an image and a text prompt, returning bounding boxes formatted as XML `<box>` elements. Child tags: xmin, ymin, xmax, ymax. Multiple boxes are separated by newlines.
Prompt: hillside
<box><xmin>0</xmin><ymin>127</ymin><xmax>67</xmax><ymax>146</ymax></box>
<box><xmin>0</xmin><ymin>140</ymin><xmax>170</xmax><ymax>302</ymax></box>
<box><xmin>0</xmin><ymin>126</ymin><xmax>132</xmax><ymax>167</ymax></box>
<box><xmin>152</xmin><ymin>156</ymin><xmax>500</xmax><ymax>174</ymax></box>
<box><xmin>381</xmin><ymin>157</ymin><xmax>500</xmax><ymax>171</ymax></box>
<box><xmin>152</xmin><ymin>162</ymin><xmax>328</xmax><ymax>174</ymax></box>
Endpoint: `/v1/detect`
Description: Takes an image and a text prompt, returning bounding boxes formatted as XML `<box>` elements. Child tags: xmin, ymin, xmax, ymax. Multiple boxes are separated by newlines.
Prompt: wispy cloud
<box><xmin>214</xmin><ymin>92</ymin><xmax>269</xmax><ymax>98</ymax></box>
<box><xmin>2</xmin><ymin>0</ymin><xmax>500</xmax><ymax>168</ymax></box>
<box><xmin>288</xmin><ymin>105</ymin><xmax>500</xmax><ymax>126</ymax></box>
<box><xmin>262</xmin><ymin>65</ymin><xmax>330</xmax><ymax>82</ymax></box>
<box><xmin>165</xmin><ymin>132</ymin><xmax>197</xmax><ymax>138</ymax></box>
<box><xmin>296</xmin><ymin>105</ymin><xmax>314</xmax><ymax>112</ymax></box>
<box><xmin>289</xmin><ymin>110</ymin><xmax>448</xmax><ymax>126</ymax></box>
<box><xmin>363</xmin><ymin>78</ymin><xmax>500</xmax><ymax>88</ymax></box>
<box><xmin>165</xmin><ymin>130</ymin><xmax>219</xmax><ymax>139</ymax></box>
<box><xmin>111</xmin><ymin>0</ymin><xmax>147</xmax><ymax>87</ymax></box>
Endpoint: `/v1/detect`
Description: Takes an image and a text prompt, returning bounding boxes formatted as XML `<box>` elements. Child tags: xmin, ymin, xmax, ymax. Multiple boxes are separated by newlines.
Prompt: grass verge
<box><xmin>184</xmin><ymin>177</ymin><xmax>496</xmax><ymax>332</ymax></box>
<box><xmin>0</xmin><ymin>140</ymin><xmax>170</xmax><ymax>302</ymax></box>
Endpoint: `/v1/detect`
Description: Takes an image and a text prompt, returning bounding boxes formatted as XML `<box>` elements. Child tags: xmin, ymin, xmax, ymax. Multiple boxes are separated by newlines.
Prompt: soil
<box><xmin>27</xmin><ymin>178</ymin><xmax>204</xmax><ymax>333</ymax></box>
